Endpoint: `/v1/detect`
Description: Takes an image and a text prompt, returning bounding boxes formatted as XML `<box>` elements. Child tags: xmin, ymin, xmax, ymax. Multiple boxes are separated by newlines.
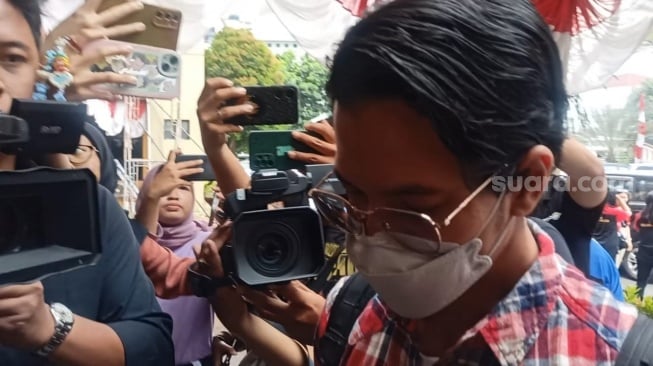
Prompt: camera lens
<box><xmin>169</xmin><ymin>56</ymin><xmax>179</xmax><ymax>65</ymax></box>
<box><xmin>161</xmin><ymin>63</ymin><xmax>170</xmax><ymax>72</ymax></box>
<box><xmin>246</xmin><ymin>222</ymin><xmax>299</xmax><ymax>277</ymax></box>
<box><xmin>257</xmin><ymin>235</ymin><xmax>285</xmax><ymax>264</ymax></box>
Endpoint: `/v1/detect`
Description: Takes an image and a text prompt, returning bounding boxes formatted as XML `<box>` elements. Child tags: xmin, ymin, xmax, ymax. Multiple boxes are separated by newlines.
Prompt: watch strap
<box><xmin>188</xmin><ymin>265</ymin><xmax>233</xmax><ymax>297</ymax></box>
<box><xmin>35</xmin><ymin>303</ymin><xmax>74</xmax><ymax>358</ymax></box>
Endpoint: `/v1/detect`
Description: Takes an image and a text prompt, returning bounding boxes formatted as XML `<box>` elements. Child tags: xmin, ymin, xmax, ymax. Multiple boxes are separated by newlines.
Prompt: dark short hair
<box><xmin>8</xmin><ymin>0</ymin><xmax>43</xmax><ymax>49</ymax></box>
<box><xmin>327</xmin><ymin>0</ymin><xmax>567</xmax><ymax>188</ymax></box>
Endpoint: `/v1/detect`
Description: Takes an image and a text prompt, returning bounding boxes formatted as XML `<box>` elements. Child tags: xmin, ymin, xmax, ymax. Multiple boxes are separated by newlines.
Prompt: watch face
<box><xmin>51</xmin><ymin>303</ymin><xmax>74</xmax><ymax>324</ymax></box>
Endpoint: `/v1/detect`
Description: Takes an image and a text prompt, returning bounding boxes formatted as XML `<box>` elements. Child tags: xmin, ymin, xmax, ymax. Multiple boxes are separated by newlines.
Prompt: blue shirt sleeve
<box><xmin>96</xmin><ymin>187</ymin><xmax>175</xmax><ymax>365</ymax></box>
<box><xmin>589</xmin><ymin>239</ymin><xmax>624</xmax><ymax>301</ymax></box>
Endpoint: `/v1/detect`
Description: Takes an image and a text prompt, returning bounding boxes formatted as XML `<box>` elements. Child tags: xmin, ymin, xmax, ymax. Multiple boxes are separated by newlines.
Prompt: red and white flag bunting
<box><xmin>335</xmin><ymin>0</ymin><xmax>653</xmax><ymax>95</ymax></box>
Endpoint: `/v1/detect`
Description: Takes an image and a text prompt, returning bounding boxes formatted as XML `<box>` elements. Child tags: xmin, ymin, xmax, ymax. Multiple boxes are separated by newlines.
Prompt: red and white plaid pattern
<box><xmin>316</xmin><ymin>221</ymin><xmax>639</xmax><ymax>365</ymax></box>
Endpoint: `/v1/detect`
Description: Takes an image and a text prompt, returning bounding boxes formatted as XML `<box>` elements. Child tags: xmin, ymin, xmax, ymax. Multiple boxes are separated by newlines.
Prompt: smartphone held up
<box><xmin>225</xmin><ymin>86</ymin><xmax>300</xmax><ymax>126</ymax></box>
<box><xmin>84</xmin><ymin>39</ymin><xmax>182</xmax><ymax>100</ymax></box>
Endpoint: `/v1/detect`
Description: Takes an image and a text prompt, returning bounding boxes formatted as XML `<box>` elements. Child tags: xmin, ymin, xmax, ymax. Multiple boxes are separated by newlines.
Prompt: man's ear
<box><xmin>508</xmin><ymin>145</ymin><xmax>555</xmax><ymax>217</ymax></box>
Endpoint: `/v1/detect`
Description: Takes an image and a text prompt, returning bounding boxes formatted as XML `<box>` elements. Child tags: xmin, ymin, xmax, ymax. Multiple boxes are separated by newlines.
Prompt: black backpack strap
<box><xmin>317</xmin><ymin>273</ymin><xmax>375</xmax><ymax>366</ymax></box>
<box><xmin>616</xmin><ymin>313</ymin><xmax>653</xmax><ymax>366</ymax></box>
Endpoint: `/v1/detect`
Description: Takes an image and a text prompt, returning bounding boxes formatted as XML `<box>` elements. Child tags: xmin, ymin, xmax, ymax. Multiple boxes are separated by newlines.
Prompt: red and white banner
<box><xmin>634</xmin><ymin>93</ymin><xmax>647</xmax><ymax>162</ymax></box>
<box><xmin>332</xmin><ymin>0</ymin><xmax>653</xmax><ymax>94</ymax></box>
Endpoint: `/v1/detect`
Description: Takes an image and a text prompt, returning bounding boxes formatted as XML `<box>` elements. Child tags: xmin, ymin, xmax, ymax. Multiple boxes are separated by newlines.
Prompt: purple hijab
<box><xmin>137</xmin><ymin>165</ymin><xmax>214</xmax><ymax>363</ymax></box>
<box><xmin>136</xmin><ymin>165</ymin><xmax>210</xmax><ymax>249</ymax></box>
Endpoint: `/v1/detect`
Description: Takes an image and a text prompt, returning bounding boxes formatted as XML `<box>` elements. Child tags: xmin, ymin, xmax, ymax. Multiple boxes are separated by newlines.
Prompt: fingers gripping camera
<box><xmin>220</xmin><ymin>169</ymin><xmax>325</xmax><ymax>287</ymax></box>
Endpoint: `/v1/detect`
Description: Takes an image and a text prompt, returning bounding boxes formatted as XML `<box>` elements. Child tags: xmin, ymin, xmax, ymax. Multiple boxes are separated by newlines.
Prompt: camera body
<box><xmin>222</xmin><ymin>169</ymin><xmax>325</xmax><ymax>287</ymax></box>
<box><xmin>0</xmin><ymin>99</ymin><xmax>101</xmax><ymax>285</ymax></box>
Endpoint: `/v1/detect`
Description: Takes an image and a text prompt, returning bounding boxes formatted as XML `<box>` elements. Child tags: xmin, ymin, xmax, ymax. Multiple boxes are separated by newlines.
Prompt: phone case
<box><xmin>226</xmin><ymin>86</ymin><xmax>299</xmax><ymax>126</ymax></box>
<box><xmin>175</xmin><ymin>154</ymin><xmax>215</xmax><ymax>181</ymax></box>
<box><xmin>249</xmin><ymin>130</ymin><xmax>322</xmax><ymax>172</ymax></box>
<box><xmin>85</xmin><ymin>39</ymin><xmax>181</xmax><ymax>100</ymax></box>
<box><xmin>97</xmin><ymin>0</ymin><xmax>182</xmax><ymax>50</ymax></box>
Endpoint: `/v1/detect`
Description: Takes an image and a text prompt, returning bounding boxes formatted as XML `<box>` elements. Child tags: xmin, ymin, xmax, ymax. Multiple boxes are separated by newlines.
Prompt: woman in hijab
<box><xmin>135</xmin><ymin>150</ymin><xmax>214</xmax><ymax>366</ymax></box>
<box><xmin>71</xmin><ymin>120</ymin><xmax>118</xmax><ymax>193</ymax></box>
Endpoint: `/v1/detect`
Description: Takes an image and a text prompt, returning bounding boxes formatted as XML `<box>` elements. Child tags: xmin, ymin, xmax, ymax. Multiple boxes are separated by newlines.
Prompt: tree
<box><xmin>205</xmin><ymin>28</ymin><xmax>286</xmax><ymax>152</ymax></box>
<box><xmin>278</xmin><ymin>51</ymin><xmax>331</xmax><ymax>122</ymax></box>
<box><xmin>574</xmin><ymin>80</ymin><xmax>653</xmax><ymax>163</ymax></box>
<box><xmin>576</xmin><ymin>108</ymin><xmax>636</xmax><ymax>162</ymax></box>
<box><xmin>205</xmin><ymin>27</ymin><xmax>284</xmax><ymax>86</ymax></box>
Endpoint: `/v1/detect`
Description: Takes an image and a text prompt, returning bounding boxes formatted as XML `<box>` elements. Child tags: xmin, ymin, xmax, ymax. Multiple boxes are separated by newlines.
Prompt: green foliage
<box><xmin>205</xmin><ymin>28</ymin><xmax>288</xmax><ymax>152</ymax></box>
<box><xmin>205</xmin><ymin>27</ymin><xmax>284</xmax><ymax>86</ymax></box>
<box><xmin>624</xmin><ymin>285</ymin><xmax>653</xmax><ymax>317</ymax></box>
<box><xmin>278</xmin><ymin>51</ymin><xmax>331</xmax><ymax>122</ymax></box>
<box><xmin>204</xmin><ymin>29</ymin><xmax>330</xmax><ymax>153</ymax></box>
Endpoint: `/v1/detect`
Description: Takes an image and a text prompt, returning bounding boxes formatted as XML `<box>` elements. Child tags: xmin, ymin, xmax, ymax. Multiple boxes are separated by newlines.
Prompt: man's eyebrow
<box><xmin>0</xmin><ymin>41</ymin><xmax>30</xmax><ymax>51</ymax></box>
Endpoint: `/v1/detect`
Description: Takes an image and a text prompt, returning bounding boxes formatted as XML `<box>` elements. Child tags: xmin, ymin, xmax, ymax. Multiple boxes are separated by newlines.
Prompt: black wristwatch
<box><xmin>187</xmin><ymin>265</ymin><xmax>234</xmax><ymax>297</ymax></box>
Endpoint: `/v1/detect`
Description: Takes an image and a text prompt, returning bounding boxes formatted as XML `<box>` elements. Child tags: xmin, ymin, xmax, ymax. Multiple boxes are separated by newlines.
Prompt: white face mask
<box><xmin>346</xmin><ymin>196</ymin><xmax>514</xmax><ymax>319</ymax></box>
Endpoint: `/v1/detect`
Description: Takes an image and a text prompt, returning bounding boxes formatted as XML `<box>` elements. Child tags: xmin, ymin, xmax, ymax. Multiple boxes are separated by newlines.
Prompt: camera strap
<box><xmin>316</xmin><ymin>273</ymin><xmax>375</xmax><ymax>366</ymax></box>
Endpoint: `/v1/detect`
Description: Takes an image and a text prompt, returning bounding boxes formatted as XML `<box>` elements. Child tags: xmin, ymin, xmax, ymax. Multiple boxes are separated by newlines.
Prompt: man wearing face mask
<box><xmin>190</xmin><ymin>0</ymin><xmax>643</xmax><ymax>364</ymax></box>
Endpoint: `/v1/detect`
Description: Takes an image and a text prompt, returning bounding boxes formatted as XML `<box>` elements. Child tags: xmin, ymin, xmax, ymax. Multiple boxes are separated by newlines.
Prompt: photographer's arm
<box><xmin>196</xmin><ymin>225</ymin><xmax>310</xmax><ymax>366</ymax></box>
<box><xmin>140</xmin><ymin>235</ymin><xmax>193</xmax><ymax>298</ymax></box>
<box><xmin>558</xmin><ymin>138</ymin><xmax>607</xmax><ymax>208</ymax></box>
<box><xmin>197</xmin><ymin>78</ymin><xmax>253</xmax><ymax>195</ymax></box>
<box><xmin>209</xmin><ymin>288</ymin><xmax>310</xmax><ymax>366</ymax></box>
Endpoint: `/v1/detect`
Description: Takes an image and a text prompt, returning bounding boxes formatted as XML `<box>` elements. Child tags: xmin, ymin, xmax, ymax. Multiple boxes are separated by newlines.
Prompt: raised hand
<box><xmin>143</xmin><ymin>150</ymin><xmax>204</xmax><ymax>201</ymax></box>
<box><xmin>197</xmin><ymin>78</ymin><xmax>255</xmax><ymax>149</ymax></box>
<box><xmin>238</xmin><ymin>280</ymin><xmax>326</xmax><ymax>344</ymax></box>
<box><xmin>44</xmin><ymin>0</ymin><xmax>146</xmax><ymax>51</ymax></box>
<box><xmin>288</xmin><ymin>120</ymin><xmax>336</xmax><ymax>164</ymax></box>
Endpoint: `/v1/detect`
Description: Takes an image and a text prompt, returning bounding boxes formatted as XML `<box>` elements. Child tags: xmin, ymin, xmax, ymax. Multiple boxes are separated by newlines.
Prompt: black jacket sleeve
<box><xmin>96</xmin><ymin>187</ymin><xmax>174</xmax><ymax>365</ymax></box>
<box><xmin>552</xmin><ymin>191</ymin><xmax>605</xmax><ymax>277</ymax></box>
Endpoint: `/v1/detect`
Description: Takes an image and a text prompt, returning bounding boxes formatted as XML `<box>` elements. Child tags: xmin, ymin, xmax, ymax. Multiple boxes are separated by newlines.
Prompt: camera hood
<box><xmin>0</xmin><ymin>168</ymin><xmax>101</xmax><ymax>285</ymax></box>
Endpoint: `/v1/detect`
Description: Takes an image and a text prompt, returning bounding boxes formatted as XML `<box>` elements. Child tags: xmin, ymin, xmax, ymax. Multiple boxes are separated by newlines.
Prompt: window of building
<box><xmin>164</xmin><ymin>119</ymin><xmax>190</xmax><ymax>140</ymax></box>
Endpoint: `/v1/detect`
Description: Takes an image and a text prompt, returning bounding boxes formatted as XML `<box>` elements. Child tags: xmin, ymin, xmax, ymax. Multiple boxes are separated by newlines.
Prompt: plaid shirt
<box><xmin>315</xmin><ymin>221</ymin><xmax>639</xmax><ymax>365</ymax></box>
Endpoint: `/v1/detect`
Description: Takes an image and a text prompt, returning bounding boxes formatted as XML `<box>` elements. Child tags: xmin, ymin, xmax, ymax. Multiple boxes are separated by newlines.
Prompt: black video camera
<box><xmin>1</xmin><ymin>99</ymin><xmax>86</xmax><ymax>155</ymax></box>
<box><xmin>221</xmin><ymin>169</ymin><xmax>325</xmax><ymax>287</ymax></box>
<box><xmin>0</xmin><ymin>99</ymin><xmax>101</xmax><ymax>285</ymax></box>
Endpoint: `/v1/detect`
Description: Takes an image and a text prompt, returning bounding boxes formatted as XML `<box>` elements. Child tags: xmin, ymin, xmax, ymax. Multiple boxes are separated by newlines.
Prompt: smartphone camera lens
<box><xmin>161</xmin><ymin>63</ymin><xmax>171</xmax><ymax>72</ymax></box>
<box><xmin>169</xmin><ymin>56</ymin><xmax>179</xmax><ymax>65</ymax></box>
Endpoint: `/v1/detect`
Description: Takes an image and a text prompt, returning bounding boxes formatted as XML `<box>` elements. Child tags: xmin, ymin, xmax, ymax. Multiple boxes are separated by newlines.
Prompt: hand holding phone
<box><xmin>249</xmin><ymin>130</ymin><xmax>325</xmax><ymax>172</ymax></box>
<box><xmin>145</xmin><ymin>151</ymin><xmax>204</xmax><ymax>200</ymax></box>
<box><xmin>287</xmin><ymin>120</ymin><xmax>336</xmax><ymax>164</ymax></box>
<box><xmin>97</xmin><ymin>0</ymin><xmax>182</xmax><ymax>50</ymax></box>
<box><xmin>175</xmin><ymin>154</ymin><xmax>215</xmax><ymax>181</ymax></box>
<box><xmin>196</xmin><ymin>78</ymin><xmax>252</xmax><ymax>148</ymax></box>
<box><xmin>84</xmin><ymin>39</ymin><xmax>181</xmax><ymax>99</ymax></box>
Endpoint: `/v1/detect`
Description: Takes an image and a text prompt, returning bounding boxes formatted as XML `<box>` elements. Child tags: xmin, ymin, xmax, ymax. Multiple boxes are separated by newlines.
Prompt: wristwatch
<box><xmin>188</xmin><ymin>265</ymin><xmax>234</xmax><ymax>297</ymax></box>
<box><xmin>35</xmin><ymin>303</ymin><xmax>74</xmax><ymax>358</ymax></box>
